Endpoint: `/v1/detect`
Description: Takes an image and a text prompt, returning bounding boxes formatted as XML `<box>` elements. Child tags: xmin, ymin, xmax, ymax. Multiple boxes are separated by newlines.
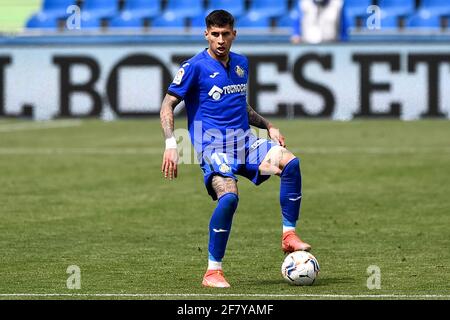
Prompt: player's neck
<box><xmin>207</xmin><ymin>48</ymin><xmax>229</xmax><ymax>67</ymax></box>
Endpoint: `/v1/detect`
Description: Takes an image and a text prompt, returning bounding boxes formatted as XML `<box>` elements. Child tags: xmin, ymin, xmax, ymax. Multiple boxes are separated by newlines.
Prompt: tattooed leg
<box><xmin>259</xmin><ymin>146</ymin><xmax>296</xmax><ymax>176</ymax></box>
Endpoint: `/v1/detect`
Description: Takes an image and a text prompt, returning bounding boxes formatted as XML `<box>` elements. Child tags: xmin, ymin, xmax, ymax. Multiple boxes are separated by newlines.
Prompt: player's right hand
<box><xmin>162</xmin><ymin>148</ymin><xmax>178</xmax><ymax>180</ymax></box>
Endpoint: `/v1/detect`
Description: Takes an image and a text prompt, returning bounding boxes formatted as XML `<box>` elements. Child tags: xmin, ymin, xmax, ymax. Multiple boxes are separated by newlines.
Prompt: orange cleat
<box><xmin>282</xmin><ymin>230</ymin><xmax>312</xmax><ymax>253</ymax></box>
<box><xmin>202</xmin><ymin>269</ymin><xmax>231</xmax><ymax>288</ymax></box>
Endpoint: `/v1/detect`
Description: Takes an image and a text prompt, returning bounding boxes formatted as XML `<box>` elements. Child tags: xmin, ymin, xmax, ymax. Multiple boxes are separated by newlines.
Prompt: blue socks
<box><xmin>280</xmin><ymin>158</ymin><xmax>302</xmax><ymax>228</ymax></box>
<box><xmin>208</xmin><ymin>192</ymin><xmax>239</xmax><ymax>262</ymax></box>
<box><xmin>207</xmin><ymin>158</ymin><xmax>301</xmax><ymax>263</ymax></box>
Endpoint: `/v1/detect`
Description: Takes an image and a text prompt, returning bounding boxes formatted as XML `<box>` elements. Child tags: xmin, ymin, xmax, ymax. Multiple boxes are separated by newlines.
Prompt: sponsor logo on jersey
<box><xmin>223</xmin><ymin>84</ymin><xmax>247</xmax><ymax>95</ymax></box>
<box><xmin>209</xmin><ymin>72</ymin><xmax>220</xmax><ymax>78</ymax></box>
<box><xmin>208</xmin><ymin>83</ymin><xmax>247</xmax><ymax>101</ymax></box>
<box><xmin>208</xmin><ymin>85</ymin><xmax>224</xmax><ymax>100</ymax></box>
<box><xmin>235</xmin><ymin>65</ymin><xmax>245</xmax><ymax>77</ymax></box>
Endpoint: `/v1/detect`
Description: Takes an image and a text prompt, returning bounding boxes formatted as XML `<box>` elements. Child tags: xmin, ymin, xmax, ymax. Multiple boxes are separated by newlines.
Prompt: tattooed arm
<box><xmin>160</xmin><ymin>93</ymin><xmax>181</xmax><ymax>180</ymax></box>
<box><xmin>247</xmin><ymin>103</ymin><xmax>286</xmax><ymax>147</ymax></box>
<box><xmin>247</xmin><ymin>103</ymin><xmax>273</xmax><ymax>130</ymax></box>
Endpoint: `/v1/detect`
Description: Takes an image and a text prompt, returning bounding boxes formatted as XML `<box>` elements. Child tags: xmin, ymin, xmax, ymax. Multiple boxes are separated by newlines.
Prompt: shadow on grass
<box><xmin>244</xmin><ymin>276</ymin><xmax>355</xmax><ymax>287</ymax></box>
<box><xmin>311</xmin><ymin>276</ymin><xmax>355</xmax><ymax>287</ymax></box>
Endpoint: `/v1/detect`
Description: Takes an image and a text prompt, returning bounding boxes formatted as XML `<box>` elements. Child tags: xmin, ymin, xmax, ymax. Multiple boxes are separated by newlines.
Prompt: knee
<box><xmin>281</xmin><ymin>157</ymin><xmax>300</xmax><ymax>176</ymax></box>
<box><xmin>218</xmin><ymin>193</ymin><xmax>239</xmax><ymax>211</ymax></box>
<box><xmin>271</xmin><ymin>146</ymin><xmax>297</xmax><ymax>170</ymax></box>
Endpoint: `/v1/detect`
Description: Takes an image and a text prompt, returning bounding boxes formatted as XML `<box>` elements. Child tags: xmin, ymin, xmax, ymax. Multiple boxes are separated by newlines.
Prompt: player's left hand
<box><xmin>268</xmin><ymin>126</ymin><xmax>286</xmax><ymax>148</ymax></box>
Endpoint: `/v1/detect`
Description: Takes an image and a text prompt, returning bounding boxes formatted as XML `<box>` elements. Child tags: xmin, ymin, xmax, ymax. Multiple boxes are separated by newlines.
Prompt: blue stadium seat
<box><xmin>378</xmin><ymin>0</ymin><xmax>415</xmax><ymax>17</ymax></box>
<box><xmin>26</xmin><ymin>0</ymin><xmax>75</xmax><ymax>30</ymax></box>
<box><xmin>190</xmin><ymin>14</ymin><xmax>206</xmax><ymax>28</ymax></box>
<box><xmin>420</xmin><ymin>0</ymin><xmax>450</xmax><ymax>16</ymax></box>
<box><xmin>109</xmin><ymin>13</ymin><xmax>144</xmax><ymax>29</ymax></box>
<box><xmin>164</xmin><ymin>0</ymin><xmax>204</xmax><ymax>19</ymax></box>
<box><xmin>81</xmin><ymin>0</ymin><xmax>119</xmax><ymax>20</ymax></box>
<box><xmin>343</xmin><ymin>0</ymin><xmax>373</xmax><ymax>29</ymax></box>
<box><xmin>276</xmin><ymin>9</ymin><xmax>299</xmax><ymax>29</ymax></box>
<box><xmin>42</xmin><ymin>0</ymin><xmax>76</xmax><ymax>18</ymax></box>
<box><xmin>151</xmin><ymin>12</ymin><xmax>186</xmax><ymax>29</ymax></box>
<box><xmin>109</xmin><ymin>0</ymin><xmax>161</xmax><ymax>30</ymax></box>
<box><xmin>344</xmin><ymin>1</ymin><xmax>373</xmax><ymax>16</ymax></box>
<box><xmin>237</xmin><ymin>14</ymin><xmax>271</xmax><ymax>30</ymax></box>
<box><xmin>122</xmin><ymin>0</ymin><xmax>160</xmax><ymax>19</ymax></box>
<box><xmin>380</xmin><ymin>14</ymin><xmax>401</xmax><ymax>29</ymax></box>
<box><xmin>80</xmin><ymin>17</ymin><xmax>104</xmax><ymax>30</ymax></box>
<box><xmin>26</xmin><ymin>14</ymin><xmax>59</xmax><ymax>29</ymax></box>
<box><xmin>407</xmin><ymin>10</ymin><xmax>442</xmax><ymax>28</ymax></box>
<box><xmin>81</xmin><ymin>0</ymin><xmax>119</xmax><ymax>30</ymax></box>
<box><xmin>207</xmin><ymin>0</ymin><xmax>246</xmax><ymax>18</ymax></box>
<box><xmin>377</xmin><ymin>0</ymin><xmax>415</xmax><ymax>30</ymax></box>
<box><xmin>247</xmin><ymin>0</ymin><xmax>288</xmax><ymax>19</ymax></box>
<box><xmin>344</xmin><ymin>0</ymin><xmax>373</xmax><ymax>16</ymax></box>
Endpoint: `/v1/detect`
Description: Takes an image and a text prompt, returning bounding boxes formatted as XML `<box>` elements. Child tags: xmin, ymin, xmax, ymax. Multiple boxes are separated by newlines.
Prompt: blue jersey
<box><xmin>167</xmin><ymin>49</ymin><xmax>277</xmax><ymax>200</ymax></box>
<box><xmin>168</xmin><ymin>49</ymin><xmax>250</xmax><ymax>154</ymax></box>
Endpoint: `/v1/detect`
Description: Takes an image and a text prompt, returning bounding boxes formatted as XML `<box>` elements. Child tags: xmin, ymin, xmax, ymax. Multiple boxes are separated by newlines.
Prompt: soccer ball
<box><xmin>281</xmin><ymin>251</ymin><xmax>320</xmax><ymax>286</ymax></box>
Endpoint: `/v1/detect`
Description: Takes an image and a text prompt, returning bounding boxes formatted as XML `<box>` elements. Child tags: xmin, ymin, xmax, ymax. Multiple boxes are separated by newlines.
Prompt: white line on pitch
<box><xmin>0</xmin><ymin>147</ymin><xmax>449</xmax><ymax>155</ymax></box>
<box><xmin>0</xmin><ymin>293</ymin><xmax>448</xmax><ymax>299</ymax></box>
<box><xmin>0</xmin><ymin>120</ymin><xmax>82</xmax><ymax>133</ymax></box>
<box><xmin>0</xmin><ymin>147</ymin><xmax>161</xmax><ymax>155</ymax></box>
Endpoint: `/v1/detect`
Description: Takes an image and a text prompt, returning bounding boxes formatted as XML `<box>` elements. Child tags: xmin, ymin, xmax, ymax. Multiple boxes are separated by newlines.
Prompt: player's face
<box><xmin>205</xmin><ymin>25</ymin><xmax>236</xmax><ymax>60</ymax></box>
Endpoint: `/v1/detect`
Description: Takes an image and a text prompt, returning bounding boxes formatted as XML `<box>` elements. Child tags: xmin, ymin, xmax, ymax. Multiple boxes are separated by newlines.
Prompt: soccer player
<box><xmin>160</xmin><ymin>10</ymin><xmax>311</xmax><ymax>288</ymax></box>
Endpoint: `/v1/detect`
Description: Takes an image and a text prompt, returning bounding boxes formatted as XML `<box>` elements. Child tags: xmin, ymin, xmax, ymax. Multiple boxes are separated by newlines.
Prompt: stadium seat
<box><xmin>109</xmin><ymin>13</ymin><xmax>144</xmax><ymax>29</ymax></box>
<box><xmin>380</xmin><ymin>13</ymin><xmax>401</xmax><ymax>29</ymax></box>
<box><xmin>80</xmin><ymin>0</ymin><xmax>119</xmax><ymax>29</ymax></box>
<box><xmin>419</xmin><ymin>0</ymin><xmax>450</xmax><ymax>16</ymax></box>
<box><xmin>41</xmin><ymin>0</ymin><xmax>76</xmax><ymax>17</ymax></box>
<box><xmin>237</xmin><ymin>14</ymin><xmax>271</xmax><ymax>30</ymax></box>
<box><xmin>26</xmin><ymin>14</ymin><xmax>59</xmax><ymax>29</ymax></box>
<box><xmin>247</xmin><ymin>0</ymin><xmax>288</xmax><ymax>19</ymax></box>
<box><xmin>81</xmin><ymin>0</ymin><xmax>119</xmax><ymax>20</ymax></box>
<box><xmin>378</xmin><ymin>0</ymin><xmax>415</xmax><ymax>17</ymax></box>
<box><xmin>151</xmin><ymin>12</ymin><xmax>186</xmax><ymax>29</ymax></box>
<box><xmin>344</xmin><ymin>0</ymin><xmax>373</xmax><ymax>29</ymax></box>
<box><xmin>190</xmin><ymin>14</ymin><xmax>206</xmax><ymax>29</ymax></box>
<box><xmin>377</xmin><ymin>0</ymin><xmax>416</xmax><ymax>30</ymax></box>
<box><xmin>407</xmin><ymin>10</ymin><xmax>442</xmax><ymax>28</ymax></box>
<box><xmin>164</xmin><ymin>0</ymin><xmax>204</xmax><ymax>19</ymax></box>
<box><xmin>81</xmin><ymin>17</ymin><xmax>105</xmax><ymax>30</ymax></box>
<box><xmin>207</xmin><ymin>0</ymin><xmax>246</xmax><ymax>18</ymax></box>
<box><xmin>26</xmin><ymin>0</ymin><xmax>76</xmax><ymax>30</ymax></box>
<box><xmin>121</xmin><ymin>0</ymin><xmax>160</xmax><ymax>19</ymax></box>
<box><xmin>109</xmin><ymin>0</ymin><xmax>161</xmax><ymax>30</ymax></box>
<box><xmin>276</xmin><ymin>10</ymin><xmax>299</xmax><ymax>29</ymax></box>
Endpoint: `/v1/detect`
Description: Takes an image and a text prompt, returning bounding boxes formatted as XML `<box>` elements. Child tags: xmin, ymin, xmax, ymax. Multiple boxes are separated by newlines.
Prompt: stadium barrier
<box><xmin>0</xmin><ymin>42</ymin><xmax>449</xmax><ymax>120</ymax></box>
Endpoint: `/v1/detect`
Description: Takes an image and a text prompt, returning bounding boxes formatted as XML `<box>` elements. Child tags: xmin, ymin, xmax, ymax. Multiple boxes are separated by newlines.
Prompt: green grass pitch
<box><xmin>0</xmin><ymin>119</ymin><xmax>449</xmax><ymax>300</ymax></box>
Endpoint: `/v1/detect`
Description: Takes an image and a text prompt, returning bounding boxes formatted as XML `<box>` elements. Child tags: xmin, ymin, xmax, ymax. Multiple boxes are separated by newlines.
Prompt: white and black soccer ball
<box><xmin>281</xmin><ymin>251</ymin><xmax>320</xmax><ymax>286</ymax></box>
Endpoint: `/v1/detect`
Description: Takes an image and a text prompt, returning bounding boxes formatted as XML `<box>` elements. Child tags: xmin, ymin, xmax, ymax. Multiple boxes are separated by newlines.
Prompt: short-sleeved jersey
<box><xmin>168</xmin><ymin>49</ymin><xmax>250</xmax><ymax>154</ymax></box>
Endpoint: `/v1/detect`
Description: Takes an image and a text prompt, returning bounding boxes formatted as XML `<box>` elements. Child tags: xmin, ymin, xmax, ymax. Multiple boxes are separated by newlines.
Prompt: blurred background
<box><xmin>0</xmin><ymin>0</ymin><xmax>449</xmax><ymax>120</ymax></box>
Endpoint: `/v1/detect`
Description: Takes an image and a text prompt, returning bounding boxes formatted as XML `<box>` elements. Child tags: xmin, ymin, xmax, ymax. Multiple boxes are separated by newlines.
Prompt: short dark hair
<box><xmin>205</xmin><ymin>10</ymin><xmax>235</xmax><ymax>29</ymax></box>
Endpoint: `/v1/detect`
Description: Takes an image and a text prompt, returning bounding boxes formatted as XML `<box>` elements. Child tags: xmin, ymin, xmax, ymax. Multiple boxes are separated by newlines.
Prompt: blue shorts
<box><xmin>199</xmin><ymin>134</ymin><xmax>278</xmax><ymax>200</ymax></box>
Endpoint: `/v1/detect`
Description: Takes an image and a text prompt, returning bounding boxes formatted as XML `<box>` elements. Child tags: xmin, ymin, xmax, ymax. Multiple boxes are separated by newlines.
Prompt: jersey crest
<box><xmin>235</xmin><ymin>65</ymin><xmax>245</xmax><ymax>78</ymax></box>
